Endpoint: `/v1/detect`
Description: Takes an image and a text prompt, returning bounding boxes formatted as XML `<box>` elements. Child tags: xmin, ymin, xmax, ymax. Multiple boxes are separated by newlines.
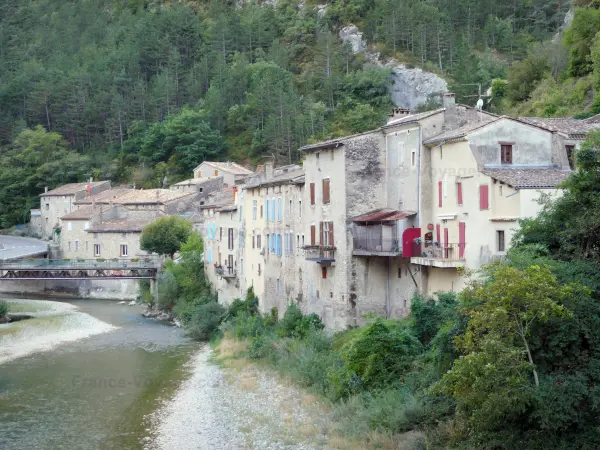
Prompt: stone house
<box><xmin>40</xmin><ymin>180</ymin><xmax>111</xmax><ymax>240</ymax></box>
<box><xmin>412</xmin><ymin>116</ymin><xmax>571</xmax><ymax>294</ymax></box>
<box><xmin>192</xmin><ymin>161</ymin><xmax>254</xmax><ymax>187</ymax></box>
<box><xmin>240</xmin><ymin>163</ymin><xmax>305</xmax><ymax>315</ymax></box>
<box><xmin>169</xmin><ymin>176</ymin><xmax>224</xmax><ymax>198</ymax></box>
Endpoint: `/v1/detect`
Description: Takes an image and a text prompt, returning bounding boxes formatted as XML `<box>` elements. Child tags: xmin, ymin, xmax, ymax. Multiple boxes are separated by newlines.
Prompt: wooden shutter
<box><xmin>438</xmin><ymin>181</ymin><xmax>442</xmax><ymax>207</ymax></box>
<box><xmin>479</xmin><ymin>185</ymin><xmax>489</xmax><ymax>210</ymax></box>
<box><xmin>322</xmin><ymin>179</ymin><xmax>330</xmax><ymax>204</ymax></box>
<box><xmin>329</xmin><ymin>222</ymin><xmax>334</xmax><ymax>247</ymax></box>
<box><xmin>436</xmin><ymin>224</ymin><xmax>441</xmax><ymax>243</ymax></box>
<box><xmin>310</xmin><ymin>183</ymin><xmax>315</xmax><ymax>205</ymax></box>
<box><xmin>459</xmin><ymin>222</ymin><xmax>466</xmax><ymax>258</ymax></box>
<box><xmin>310</xmin><ymin>225</ymin><xmax>316</xmax><ymax>245</ymax></box>
<box><xmin>319</xmin><ymin>222</ymin><xmax>324</xmax><ymax>244</ymax></box>
<box><xmin>457</xmin><ymin>182</ymin><xmax>463</xmax><ymax>205</ymax></box>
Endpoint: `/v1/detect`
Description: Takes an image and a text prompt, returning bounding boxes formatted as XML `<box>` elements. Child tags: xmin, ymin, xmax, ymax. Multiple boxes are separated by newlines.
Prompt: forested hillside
<box><xmin>0</xmin><ymin>0</ymin><xmax>571</xmax><ymax>227</ymax></box>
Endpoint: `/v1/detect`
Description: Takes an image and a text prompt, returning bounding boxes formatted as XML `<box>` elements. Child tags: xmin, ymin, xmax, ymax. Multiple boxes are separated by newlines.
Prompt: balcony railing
<box><xmin>410</xmin><ymin>243</ymin><xmax>465</xmax><ymax>268</ymax></box>
<box><xmin>303</xmin><ymin>245</ymin><xmax>336</xmax><ymax>264</ymax></box>
<box><xmin>215</xmin><ymin>265</ymin><xmax>237</xmax><ymax>278</ymax></box>
<box><xmin>352</xmin><ymin>237</ymin><xmax>401</xmax><ymax>255</ymax></box>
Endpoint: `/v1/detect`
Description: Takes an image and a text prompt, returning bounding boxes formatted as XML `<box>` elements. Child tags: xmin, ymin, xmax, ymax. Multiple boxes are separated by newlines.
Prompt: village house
<box><xmin>169</xmin><ymin>176</ymin><xmax>224</xmax><ymax>197</ymax></box>
<box><xmin>240</xmin><ymin>162</ymin><xmax>305</xmax><ymax>315</ymax></box>
<box><xmin>192</xmin><ymin>161</ymin><xmax>254</xmax><ymax>187</ymax></box>
<box><xmin>40</xmin><ymin>180</ymin><xmax>111</xmax><ymax>240</ymax></box>
<box><xmin>412</xmin><ymin>115</ymin><xmax>572</xmax><ymax>294</ymax></box>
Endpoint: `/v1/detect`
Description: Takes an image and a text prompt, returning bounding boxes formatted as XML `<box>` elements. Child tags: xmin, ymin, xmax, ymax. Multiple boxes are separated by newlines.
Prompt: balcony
<box><xmin>303</xmin><ymin>246</ymin><xmax>335</xmax><ymax>264</ymax></box>
<box><xmin>410</xmin><ymin>243</ymin><xmax>465</xmax><ymax>268</ymax></box>
<box><xmin>352</xmin><ymin>237</ymin><xmax>401</xmax><ymax>256</ymax></box>
<box><xmin>215</xmin><ymin>265</ymin><xmax>237</xmax><ymax>279</ymax></box>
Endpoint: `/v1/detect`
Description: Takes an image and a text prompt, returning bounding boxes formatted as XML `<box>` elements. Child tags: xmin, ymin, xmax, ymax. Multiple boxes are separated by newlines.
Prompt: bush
<box><xmin>224</xmin><ymin>287</ymin><xmax>259</xmax><ymax>321</ymax></box>
<box><xmin>0</xmin><ymin>300</ymin><xmax>8</xmax><ymax>317</ymax></box>
<box><xmin>186</xmin><ymin>301</ymin><xmax>226</xmax><ymax>340</ymax></box>
<box><xmin>157</xmin><ymin>271</ymin><xmax>178</xmax><ymax>311</ymax></box>
<box><xmin>279</xmin><ymin>304</ymin><xmax>324</xmax><ymax>339</ymax></box>
<box><xmin>411</xmin><ymin>292</ymin><xmax>458</xmax><ymax>346</ymax></box>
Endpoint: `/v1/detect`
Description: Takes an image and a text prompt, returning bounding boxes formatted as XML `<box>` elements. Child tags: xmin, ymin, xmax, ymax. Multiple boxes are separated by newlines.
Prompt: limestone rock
<box><xmin>388</xmin><ymin>64</ymin><xmax>448</xmax><ymax>110</ymax></box>
<box><xmin>339</xmin><ymin>24</ymin><xmax>366</xmax><ymax>54</ymax></box>
<box><xmin>316</xmin><ymin>4</ymin><xmax>328</xmax><ymax>19</ymax></box>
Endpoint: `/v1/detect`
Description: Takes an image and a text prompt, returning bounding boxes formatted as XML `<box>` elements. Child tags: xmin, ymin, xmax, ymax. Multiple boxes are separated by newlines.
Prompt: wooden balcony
<box><xmin>352</xmin><ymin>236</ymin><xmax>401</xmax><ymax>256</ymax></box>
<box><xmin>215</xmin><ymin>265</ymin><xmax>237</xmax><ymax>279</ymax></box>
<box><xmin>303</xmin><ymin>246</ymin><xmax>335</xmax><ymax>264</ymax></box>
<box><xmin>410</xmin><ymin>243</ymin><xmax>465</xmax><ymax>268</ymax></box>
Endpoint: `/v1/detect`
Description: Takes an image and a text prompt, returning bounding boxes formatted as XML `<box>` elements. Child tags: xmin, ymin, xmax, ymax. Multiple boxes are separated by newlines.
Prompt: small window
<box><xmin>260</xmin><ymin>205</ymin><xmax>263</xmax><ymax>218</ymax></box>
<box><xmin>322</xmin><ymin>178</ymin><xmax>330</xmax><ymax>204</ymax></box>
<box><xmin>68</xmin><ymin>241</ymin><xmax>71</xmax><ymax>250</ymax></box>
<box><xmin>566</xmin><ymin>145</ymin><xmax>575</xmax><ymax>170</ymax></box>
<box><xmin>497</xmin><ymin>230</ymin><xmax>505</xmax><ymax>252</ymax></box>
<box><xmin>199</xmin><ymin>187</ymin><xmax>203</xmax><ymax>193</ymax></box>
<box><xmin>252</xmin><ymin>200</ymin><xmax>257</xmax><ymax>220</ymax></box>
<box><xmin>398</xmin><ymin>267</ymin><xmax>402</xmax><ymax>278</ymax></box>
<box><xmin>67</xmin><ymin>222</ymin><xmax>72</xmax><ymax>231</ymax></box>
<box><xmin>75</xmin><ymin>240</ymin><xmax>79</xmax><ymax>251</ymax></box>
<box><xmin>257</xmin><ymin>234</ymin><xmax>262</xmax><ymax>249</ymax></box>
<box><xmin>120</xmin><ymin>244</ymin><xmax>128</xmax><ymax>257</ymax></box>
<box><xmin>94</xmin><ymin>244</ymin><xmax>101</xmax><ymax>257</ymax></box>
<box><xmin>45</xmin><ymin>203</ymin><xmax>49</xmax><ymax>210</ymax></box>
<box><xmin>501</xmin><ymin>144</ymin><xmax>513</xmax><ymax>164</ymax></box>
<box><xmin>411</xmin><ymin>150</ymin><xmax>416</xmax><ymax>168</ymax></box>
<box><xmin>299</xmin><ymin>200</ymin><xmax>302</xmax><ymax>218</ymax></box>
<box><xmin>258</xmin><ymin>263</ymin><xmax>261</xmax><ymax>276</ymax></box>
<box><xmin>214</xmin><ymin>169</ymin><xmax>219</xmax><ymax>176</ymax></box>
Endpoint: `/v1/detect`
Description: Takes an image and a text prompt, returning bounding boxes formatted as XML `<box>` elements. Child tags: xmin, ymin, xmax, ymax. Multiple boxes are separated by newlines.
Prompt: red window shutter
<box><xmin>459</xmin><ymin>222</ymin><xmax>466</xmax><ymax>258</ymax></box>
<box><xmin>457</xmin><ymin>182</ymin><xmax>463</xmax><ymax>205</ymax></box>
<box><xmin>319</xmin><ymin>222</ymin><xmax>324</xmax><ymax>244</ymax></box>
<box><xmin>323</xmin><ymin>179</ymin><xmax>330</xmax><ymax>204</ymax></box>
<box><xmin>329</xmin><ymin>222</ymin><xmax>334</xmax><ymax>247</ymax></box>
<box><xmin>479</xmin><ymin>185</ymin><xmax>489</xmax><ymax>210</ymax></box>
<box><xmin>310</xmin><ymin>183</ymin><xmax>315</xmax><ymax>205</ymax></box>
<box><xmin>310</xmin><ymin>225</ymin><xmax>316</xmax><ymax>245</ymax></box>
<box><xmin>438</xmin><ymin>181</ymin><xmax>443</xmax><ymax>207</ymax></box>
<box><xmin>321</xmin><ymin>266</ymin><xmax>327</xmax><ymax>279</ymax></box>
<box><xmin>436</xmin><ymin>224</ymin><xmax>441</xmax><ymax>243</ymax></box>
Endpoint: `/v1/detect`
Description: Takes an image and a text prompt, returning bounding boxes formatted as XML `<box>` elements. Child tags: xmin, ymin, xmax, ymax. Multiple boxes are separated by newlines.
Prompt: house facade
<box><xmin>192</xmin><ymin>161</ymin><xmax>254</xmax><ymax>187</ymax></box>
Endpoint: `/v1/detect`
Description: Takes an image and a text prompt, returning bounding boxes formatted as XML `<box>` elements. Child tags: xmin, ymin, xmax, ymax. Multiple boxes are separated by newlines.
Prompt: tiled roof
<box><xmin>114</xmin><ymin>189</ymin><xmax>195</xmax><ymax>204</ymax></box>
<box><xmin>351</xmin><ymin>209</ymin><xmax>416</xmax><ymax>223</ymax></box>
<box><xmin>172</xmin><ymin>177</ymin><xmax>222</xmax><ymax>186</ymax></box>
<box><xmin>60</xmin><ymin>205</ymin><xmax>110</xmax><ymax>220</ymax></box>
<box><xmin>299</xmin><ymin>129</ymin><xmax>381</xmax><ymax>152</ymax></box>
<box><xmin>383</xmin><ymin>109</ymin><xmax>445</xmax><ymax>127</ymax></box>
<box><xmin>86</xmin><ymin>218</ymin><xmax>153</xmax><ymax>233</ymax></box>
<box><xmin>194</xmin><ymin>161</ymin><xmax>254</xmax><ymax>176</ymax></box>
<box><xmin>423</xmin><ymin>117</ymin><xmax>498</xmax><ymax>145</ymax></box>
<box><xmin>41</xmin><ymin>181</ymin><xmax>110</xmax><ymax>197</ymax></box>
<box><xmin>74</xmin><ymin>188</ymin><xmax>133</xmax><ymax>205</ymax></box>
<box><xmin>245</xmin><ymin>168</ymin><xmax>305</xmax><ymax>188</ymax></box>
<box><xmin>482</xmin><ymin>168</ymin><xmax>571</xmax><ymax>188</ymax></box>
<box><xmin>517</xmin><ymin>117</ymin><xmax>600</xmax><ymax>137</ymax></box>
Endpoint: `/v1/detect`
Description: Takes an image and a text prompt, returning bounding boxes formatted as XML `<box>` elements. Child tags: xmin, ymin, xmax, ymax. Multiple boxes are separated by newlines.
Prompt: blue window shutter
<box><xmin>266</xmin><ymin>200</ymin><xmax>270</xmax><ymax>221</ymax></box>
<box><xmin>207</xmin><ymin>224</ymin><xmax>212</xmax><ymax>240</ymax></box>
<box><xmin>271</xmin><ymin>199</ymin><xmax>275</xmax><ymax>221</ymax></box>
<box><xmin>278</xmin><ymin>199</ymin><xmax>282</xmax><ymax>220</ymax></box>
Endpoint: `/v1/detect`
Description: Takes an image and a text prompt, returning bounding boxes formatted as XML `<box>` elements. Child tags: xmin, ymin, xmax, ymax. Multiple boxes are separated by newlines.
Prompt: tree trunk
<box><xmin>518</xmin><ymin>325</ymin><xmax>539</xmax><ymax>387</ymax></box>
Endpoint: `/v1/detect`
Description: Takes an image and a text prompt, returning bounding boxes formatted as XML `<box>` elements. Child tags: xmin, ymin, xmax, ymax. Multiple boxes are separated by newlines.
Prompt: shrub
<box><xmin>223</xmin><ymin>287</ymin><xmax>259</xmax><ymax>320</ymax></box>
<box><xmin>186</xmin><ymin>301</ymin><xmax>226</xmax><ymax>340</ymax></box>
<box><xmin>156</xmin><ymin>271</ymin><xmax>178</xmax><ymax>311</ymax></box>
<box><xmin>279</xmin><ymin>304</ymin><xmax>324</xmax><ymax>339</ymax></box>
<box><xmin>0</xmin><ymin>300</ymin><xmax>8</xmax><ymax>317</ymax></box>
<box><xmin>339</xmin><ymin>319</ymin><xmax>422</xmax><ymax>390</ymax></box>
<box><xmin>411</xmin><ymin>292</ymin><xmax>458</xmax><ymax>346</ymax></box>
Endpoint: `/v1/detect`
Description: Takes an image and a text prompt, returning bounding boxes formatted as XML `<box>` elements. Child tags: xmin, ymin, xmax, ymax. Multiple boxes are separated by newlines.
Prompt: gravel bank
<box><xmin>148</xmin><ymin>345</ymin><xmax>332</xmax><ymax>450</ymax></box>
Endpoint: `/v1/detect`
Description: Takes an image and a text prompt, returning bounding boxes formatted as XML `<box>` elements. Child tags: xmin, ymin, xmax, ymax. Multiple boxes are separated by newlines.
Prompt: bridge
<box><xmin>0</xmin><ymin>259</ymin><xmax>159</xmax><ymax>280</ymax></box>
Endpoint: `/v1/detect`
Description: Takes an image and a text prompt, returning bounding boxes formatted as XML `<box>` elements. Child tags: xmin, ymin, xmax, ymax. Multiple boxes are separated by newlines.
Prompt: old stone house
<box><xmin>192</xmin><ymin>161</ymin><xmax>254</xmax><ymax>187</ymax></box>
<box><xmin>40</xmin><ymin>180</ymin><xmax>111</xmax><ymax>240</ymax></box>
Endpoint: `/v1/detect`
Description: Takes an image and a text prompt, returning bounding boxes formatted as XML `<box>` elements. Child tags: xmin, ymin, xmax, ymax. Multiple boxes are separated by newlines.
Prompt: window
<box><xmin>219</xmin><ymin>227</ymin><xmax>223</xmax><ymax>241</ymax></box>
<box><xmin>438</xmin><ymin>181</ymin><xmax>443</xmax><ymax>207</ymax></box>
<box><xmin>320</xmin><ymin>221</ymin><xmax>334</xmax><ymax>246</ymax></box>
<box><xmin>75</xmin><ymin>240</ymin><xmax>79</xmax><ymax>251</ymax></box>
<box><xmin>260</xmin><ymin>204</ymin><xmax>263</xmax><ymax>218</ymax></box>
<box><xmin>501</xmin><ymin>144</ymin><xmax>513</xmax><ymax>164</ymax></box>
<box><xmin>67</xmin><ymin>222</ymin><xmax>72</xmax><ymax>231</ymax></box>
<box><xmin>45</xmin><ymin>203</ymin><xmax>49</xmax><ymax>210</ymax></box>
<box><xmin>479</xmin><ymin>185</ymin><xmax>489</xmax><ymax>210</ymax></box>
<box><xmin>252</xmin><ymin>200</ymin><xmax>257</xmax><ymax>220</ymax></box>
<box><xmin>310</xmin><ymin>183</ymin><xmax>315</xmax><ymax>205</ymax></box>
<box><xmin>411</xmin><ymin>150</ymin><xmax>416</xmax><ymax>168</ymax></box>
<box><xmin>289</xmin><ymin>200</ymin><xmax>293</xmax><ymax>218</ymax></box>
<box><xmin>199</xmin><ymin>187</ymin><xmax>203</xmax><ymax>193</ymax></box>
<box><xmin>457</xmin><ymin>182</ymin><xmax>463</xmax><ymax>205</ymax></box>
<box><xmin>252</xmin><ymin>233</ymin><xmax>256</xmax><ymax>249</ymax></box>
<box><xmin>321</xmin><ymin>266</ymin><xmax>327</xmax><ymax>279</ymax></box>
<box><xmin>94</xmin><ymin>244</ymin><xmax>101</xmax><ymax>257</ymax></box>
<box><xmin>398</xmin><ymin>267</ymin><xmax>402</xmax><ymax>278</ymax></box>
<box><xmin>68</xmin><ymin>241</ymin><xmax>71</xmax><ymax>250</ymax></box>
<box><xmin>299</xmin><ymin>200</ymin><xmax>302</xmax><ymax>218</ymax></box>
<box><xmin>84</xmin><ymin>222</ymin><xmax>89</xmax><ymax>230</ymax></box>
<box><xmin>120</xmin><ymin>244</ymin><xmax>128</xmax><ymax>257</ymax></box>
<box><xmin>499</xmin><ymin>184</ymin><xmax>503</xmax><ymax>196</ymax></box>
<box><xmin>566</xmin><ymin>145</ymin><xmax>575</xmax><ymax>170</ymax></box>
<box><xmin>443</xmin><ymin>179</ymin><xmax>448</xmax><ymax>198</ymax></box>
<box><xmin>322</xmin><ymin>178</ymin><xmax>330</xmax><ymax>204</ymax></box>
<box><xmin>310</xmin><ymin>225</ymin><xmax>316</xmax><ymax>245</ymax></box>
<box><xmin>257</xmin><ymin>234</ymin><xmax>262</xmax><ymax>249</ymax></box>
<box><xmin>258</xmin><ymin>263</ymin><xmax>261</xmax><ymax>276</ymax></box>
<box><xmin>228</xmin><ymin>228</ymin><xmax>234</xmax><ymax>250</ymax></box>
<box><xmin>497</xmin><ymin>230</ymin><xmax>505</xmax><ymax>252</ymax></box>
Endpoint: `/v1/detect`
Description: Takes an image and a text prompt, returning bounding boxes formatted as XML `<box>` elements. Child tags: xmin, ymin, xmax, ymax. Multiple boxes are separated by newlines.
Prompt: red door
<box><xmin>459</xmin><ymin>222</ymin><xmax>466</xmax><ymax>258</ymax></box>
<box><xmin>444</xmin><ymin>228</ymin><xmax>449</xmax><ymax>259</ymax></box>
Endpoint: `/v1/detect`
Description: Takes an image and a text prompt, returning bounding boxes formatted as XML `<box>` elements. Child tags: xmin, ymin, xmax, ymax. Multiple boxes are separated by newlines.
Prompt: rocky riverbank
<box><xmin>146</xmin><ymin>343</ymin><xmax>334</xmax><ymax>450</ymax></box>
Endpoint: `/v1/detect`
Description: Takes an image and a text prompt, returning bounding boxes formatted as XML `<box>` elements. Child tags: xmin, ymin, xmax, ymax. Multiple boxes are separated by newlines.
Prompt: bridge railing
<box><xmin>0</xmin><ymin>258</ymin><xmax>161</xmax><ymax>270</ymax></box>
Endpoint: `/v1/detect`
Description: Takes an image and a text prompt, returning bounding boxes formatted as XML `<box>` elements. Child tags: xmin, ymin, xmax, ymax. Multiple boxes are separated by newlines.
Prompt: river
<box><xmin>0</xmin><ymin>297</ymin><xmax>197</xmax><ymax>450</ymax></box>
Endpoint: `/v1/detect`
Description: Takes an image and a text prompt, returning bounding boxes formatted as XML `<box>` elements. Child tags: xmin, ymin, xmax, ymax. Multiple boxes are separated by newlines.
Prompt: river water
<box><xmin>0</xmin><ymin>297</ymin><xmax>197</xmax><ymax>450</ymax></box>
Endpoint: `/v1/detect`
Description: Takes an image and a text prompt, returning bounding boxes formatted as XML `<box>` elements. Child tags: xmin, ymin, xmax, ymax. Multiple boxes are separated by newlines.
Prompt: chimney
<box><xmin>89</xmin><ymin>177</ymin><xmax>93</xmax><ymax>183</ymax></box>
<box><xmin>265</xmin><ymin>160</ymin><xmax>274</xmax><ymax>180</ymax></box>
<box><xmin>443</xmin><ymin>92</ymin><xmax>456</xmax><ymax>110</ymax></box>
<box><xmin>256</xmin><ymin>164</ymin><xmax>265</xmax><ymax>174</ymax></box>
<box><xmin>387</xmin><ymin>107</ymin><xmax>411</xmax><ymax>123</ymax></box>
<box><xmin>44</xmin><ymin>186</ymin><xmax>48</xmax><ymax>193</ymax></box>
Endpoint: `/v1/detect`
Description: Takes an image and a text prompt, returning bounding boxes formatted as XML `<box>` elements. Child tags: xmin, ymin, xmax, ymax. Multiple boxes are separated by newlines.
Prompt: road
<box><xmin>0</xmin><ymin>235</ymin><xmax>48</xmax><ymax>260</ymax></box>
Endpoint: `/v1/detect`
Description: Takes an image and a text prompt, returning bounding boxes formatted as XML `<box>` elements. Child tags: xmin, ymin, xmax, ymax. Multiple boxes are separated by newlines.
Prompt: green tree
<box><xmin>140</xmin><ymin>216</ymin><xmax>192</xmax><ymax>258</ymax></box>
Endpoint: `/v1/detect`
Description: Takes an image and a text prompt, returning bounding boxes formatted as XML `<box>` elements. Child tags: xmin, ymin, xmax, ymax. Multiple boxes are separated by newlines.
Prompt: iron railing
<box><xmin>215</xmin><ymin>265</ymin><xmax>237</xmax><ymax>278</ymax></box>
<box><xmin>352</xmin><ymin>237</ymin><xmax>401</xmax><ymax>253</ymax></box>
<box><xmin>0</xmin><ymin>258</ymin><xmax>160</xmax><ymax>270</ymax></box>
<box><xmin>303</xmin><ymin>246</ymin><xmax>336</xmax><ymax>262</ymax></box>
<box><xmin>419</xmin><ymin>243</ymin><xmax>465</xmax><ymax>261</ymax></box>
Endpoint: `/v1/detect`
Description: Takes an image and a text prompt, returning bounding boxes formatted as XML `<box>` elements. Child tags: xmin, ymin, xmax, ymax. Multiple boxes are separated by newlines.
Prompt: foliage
<box><xmin>186</xmin><ymin>301</ymin><xmax>226</xmax><ymax>341</ymax></box>
<box><xmin>0</xmin><ymin>300</ymin><xmax>8</xmax><ymax>317</ymax></box>
<box><xmin>140</xmin><ymin>216</ymin><xmax>192</xmax><ymax>258</ymax></box>
<box><xmin>223</xmin><ymin>286</ymin><xmax>259</xmax><ymax>321</ymax></box>
<box><xmin>156</xmin><ymin>271</ymin><xmax>178</xmax><ymax>311</ymax></box>
<box><xmin>411</xmin><ymin>291</ymin><xmax>458</xmax><ymax>346</ymax></box>
<box><xmin>278</xmin><ymin>303</ymin><xmax>324</xmax><ymax>339</ymax></box>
